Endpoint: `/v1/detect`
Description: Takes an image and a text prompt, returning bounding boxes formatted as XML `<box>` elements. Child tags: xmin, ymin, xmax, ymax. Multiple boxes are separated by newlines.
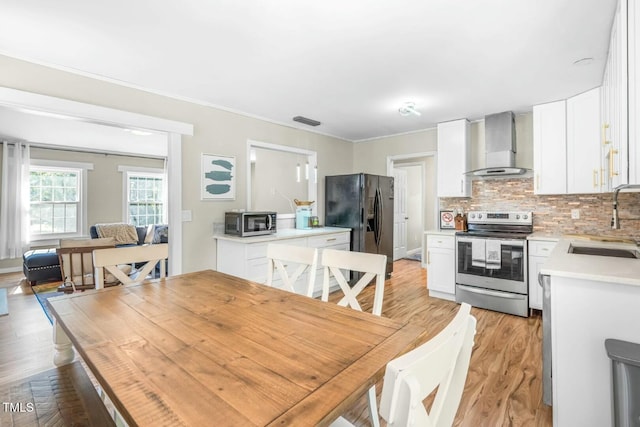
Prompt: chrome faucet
<box><xmin>611</xmin><ymin>184</ymin><xmax>640</xmax><ymax>229</ymax></box>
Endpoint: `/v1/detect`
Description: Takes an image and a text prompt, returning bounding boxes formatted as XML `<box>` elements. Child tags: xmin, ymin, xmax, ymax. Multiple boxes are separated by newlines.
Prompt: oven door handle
<box><xmin>457</xmin><ymin>284</ymin><xmax>526</xmax><ymax>300</ymax></box>
<box><xmin>456</xmin><ymin>237</ymin><xmax>525</xmax><ymax>247</ymax></box>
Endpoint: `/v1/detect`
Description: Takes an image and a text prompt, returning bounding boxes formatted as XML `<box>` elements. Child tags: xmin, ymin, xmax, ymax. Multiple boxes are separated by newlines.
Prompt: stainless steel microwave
<box><xmin>224</xmin><ymin>211</ymin><xmax>277</xmax><ymax>237</ymax></box>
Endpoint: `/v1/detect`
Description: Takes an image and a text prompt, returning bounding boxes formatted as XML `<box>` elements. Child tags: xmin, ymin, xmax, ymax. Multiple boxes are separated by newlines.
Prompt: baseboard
<box><xmin>428</xmin><ymin>290</ymin><xmax>456</xmax><ymax>302</ymax></box>
<box><xmin>0</xmin><ymin>266</ymin><xmax>22</xmax><ymax>274</ymax></box>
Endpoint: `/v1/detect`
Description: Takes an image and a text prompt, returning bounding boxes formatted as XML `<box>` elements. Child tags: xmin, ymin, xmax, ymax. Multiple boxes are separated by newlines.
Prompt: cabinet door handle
<box><xmin>536</xmin><ymin>174</ymin><xmax>540</xmax><ymax>191</ymax></box>
<box><xmin>427</xmin><ymin>251</ymin><xmax>430</xmax><ymax>265</ymax></box>
<box><xmin>593</xmin><ymin>169</ymin><xmax>598</xmax><ymax>188</ymax></box>
<box><xmin>326</xmin><ymin>238</ymin><xmax>337</xmax><ymax>242</ymax></box>
<box><xmin>460</xmin><ymin>179</ymin><xmax>463</xmax><ymax>194</ymax></box>
<box><xmin>609</xmin><ymin>147</ymin><xmax>619</xmax><ymax>178</ymax></box>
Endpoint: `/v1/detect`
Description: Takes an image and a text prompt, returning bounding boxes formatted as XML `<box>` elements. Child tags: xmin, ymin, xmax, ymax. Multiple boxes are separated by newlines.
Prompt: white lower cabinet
<box><xmin>215</xmin><ymin>229</ymin><xmax>350</xmax><ymax>297</ymax></box>
<box><xmin>425</xmin><ymin>233</ymin><xmax>456</xmax><ymax>301</ymax></box>
<box><xmin>527</xmin><ymin>239</ymin><xmax>557</xmax><ymax>310</ymax></box>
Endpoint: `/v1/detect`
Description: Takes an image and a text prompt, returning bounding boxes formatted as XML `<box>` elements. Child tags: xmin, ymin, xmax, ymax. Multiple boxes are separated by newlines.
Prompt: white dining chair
<box><xmin>321</xmin><ymin>248</ymin><xmax>387</xmax><ymax>316</ymax></box>
<box><xmin>93</xmin><ymin>243</ymin><xmax>168</xmax><ymax>289</ymax></box>
<box><xmin>322</xmin><ymin>248</ymin><xmax>387</xmax><ymax>427</ymax></box>
<box><xmin>265</xmin><ymin>244</ymin><xmax>318</xmax><ymax>297</ymax></box>
<box><xmin>331</xmin><ymin>303</ymin><xmax>477</xmax><ymax>427</ymax></box>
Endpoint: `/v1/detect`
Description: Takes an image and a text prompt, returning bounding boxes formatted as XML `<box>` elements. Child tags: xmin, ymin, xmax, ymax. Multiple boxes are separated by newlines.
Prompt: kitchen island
<box><xmin>541</xmin><ymin>238</ymin><xmax>640</xmax><ymax>427</ymax></box>
<box><xmin>214</xmin><ymin>227</ymin><xmax>351</xmax><ymax>296</ymax></box>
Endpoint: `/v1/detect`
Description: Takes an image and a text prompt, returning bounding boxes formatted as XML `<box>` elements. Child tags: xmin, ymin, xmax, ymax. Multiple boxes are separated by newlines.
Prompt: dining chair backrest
<box><xmin>57</xmin><ymin>238</ymin><xmax>116</xmax><ymax>291</ymax></box>
<box><xmin>379</xmin><ymin>303</ymin><xmax>477</xmax><ymax>427</ymax></box>
<box><xmin>93</xmin><ymin>243</ymin><xmax>168</xmax><ymax>289</ymax></box>
<box><xmin>321</xmin><ymin>248</ymin><xmax>387</xmax><ymax>316</ymax></box>
<box><xmin>265</xmin><ymin>244</ymin><xmax>318</xmax><ymax>297</ymax></box>
<box><xmin>322</xmin><ymin>248</ymin><xmax>387</xmax><ymax>427</ymax></box>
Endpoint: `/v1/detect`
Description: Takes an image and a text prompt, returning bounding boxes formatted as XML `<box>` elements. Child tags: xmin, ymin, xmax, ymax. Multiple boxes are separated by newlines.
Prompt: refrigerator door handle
<box><xmin>374</xmin><ymin>187</ymin><xmax>383</xmax><ymax>247</ymax></box>
<box><xmin>376</xmin><ymin>187</ymin><xmax>383</xmax><ymax>247</ymax></box>
<box><xmin>372</xmin><ymin>189</ymin><xmax>378</xmax><ymax>246</ymax></box>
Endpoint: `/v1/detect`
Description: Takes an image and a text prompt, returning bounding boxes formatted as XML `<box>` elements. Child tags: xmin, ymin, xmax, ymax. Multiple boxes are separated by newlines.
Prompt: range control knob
<box><xmin>470</xmin><ymin>213</ymin><xmax>475</xmax><ymax>219</ymax></box>
<box><xmin>478</xmin><ymin>214</ymin><xmax>483</xmax><ymax>219</ymax></box>
<box><xmin>516</xmin><ymin>214</ymin><xmax>521</xmax><ymax>219</ymax></box>
<box><xmin>523</xmin><ymin>214</ymin><xmax>529</xmax><ymax>220</ymax></box>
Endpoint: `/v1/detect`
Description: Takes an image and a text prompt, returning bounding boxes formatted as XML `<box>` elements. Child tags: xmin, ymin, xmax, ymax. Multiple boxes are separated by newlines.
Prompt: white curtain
<box><xmin>0</xmin><ymin>141</ymin><xmax>31</xmax><ymax>259</ymax></box>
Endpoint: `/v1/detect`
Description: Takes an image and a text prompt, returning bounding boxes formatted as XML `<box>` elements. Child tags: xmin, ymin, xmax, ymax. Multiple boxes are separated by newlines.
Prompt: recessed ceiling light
<box><xmin>398</xmin><ymin>102</ymin><xmax>421</xmax><ymax>117</ymax></box>
<box><xmin>573</xmin><ymin>57</ymin><xmax>594</xmax><ymax>66</ymax></box>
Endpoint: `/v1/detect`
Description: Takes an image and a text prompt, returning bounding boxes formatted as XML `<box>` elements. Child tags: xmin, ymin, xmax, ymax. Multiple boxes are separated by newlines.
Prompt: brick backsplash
<box><xmin>440</xmin><ymin>178</ymin><xmax>640</xmax><ymax>242</ymax></box>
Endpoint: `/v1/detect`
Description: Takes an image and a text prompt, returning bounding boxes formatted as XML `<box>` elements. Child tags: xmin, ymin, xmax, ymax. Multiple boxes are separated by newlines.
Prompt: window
<box><xmin>29</xmin><ymin>161</ymin><xmax>91</xmax><ymax>240</ymax></box>
<box><xmin>122</xmin><ymin>168</ymin><xmax>166</xmax><ymax>226</ymax></box>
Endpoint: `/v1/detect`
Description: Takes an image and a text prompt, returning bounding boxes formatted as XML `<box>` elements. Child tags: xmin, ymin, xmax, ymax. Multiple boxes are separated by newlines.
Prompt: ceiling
<box><xmin>0</xmin><ymin>0</ymin><xmax>618</xmax><ymax>142</ymax></box>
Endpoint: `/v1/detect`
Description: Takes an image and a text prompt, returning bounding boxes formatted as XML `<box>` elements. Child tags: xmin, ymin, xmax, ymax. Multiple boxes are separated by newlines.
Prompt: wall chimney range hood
<box><xmin>467</xmin><ymin>111</ymin><xmax>529</xmax><ymax>177</ymax></box>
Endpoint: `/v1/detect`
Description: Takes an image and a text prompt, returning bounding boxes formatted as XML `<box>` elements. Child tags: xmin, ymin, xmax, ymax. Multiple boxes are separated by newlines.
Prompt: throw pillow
<box><xmin>153</xmin><ymin>225</ymin><xmax>168</xmax><ymax>244</ymax></box>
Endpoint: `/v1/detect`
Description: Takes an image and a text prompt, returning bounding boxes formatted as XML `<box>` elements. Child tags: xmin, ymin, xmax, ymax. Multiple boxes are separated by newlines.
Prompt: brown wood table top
<box><xmin>48</xmin><ymin>269</ymin><xmax>427</xmax><ymax>427</ymax></box>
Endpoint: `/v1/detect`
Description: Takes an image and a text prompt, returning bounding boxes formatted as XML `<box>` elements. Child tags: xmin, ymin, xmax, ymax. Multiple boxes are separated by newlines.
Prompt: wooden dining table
<box><xmin>48</xmin><ymin>269</ymin><xmax>427</xmax><ymax>426</ymax></box>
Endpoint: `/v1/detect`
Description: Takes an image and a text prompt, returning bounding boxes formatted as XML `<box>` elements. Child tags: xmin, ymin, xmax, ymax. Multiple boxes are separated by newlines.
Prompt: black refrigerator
<box><xmin>325</xmin><ymin>173</ymin><xmax>394</xmax><ymax>278</ymax></box>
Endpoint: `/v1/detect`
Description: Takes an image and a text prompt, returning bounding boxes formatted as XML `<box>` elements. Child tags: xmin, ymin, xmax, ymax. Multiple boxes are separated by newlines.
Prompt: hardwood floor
<box><xmin>0</xmin><ymin>260</ymin><xmax>552</xmax><ymax>426</ymax></box>
<box><xmin>0</xmin><ymin>273</ymin><xmax>55</xmax><ymax>385</ymax></box>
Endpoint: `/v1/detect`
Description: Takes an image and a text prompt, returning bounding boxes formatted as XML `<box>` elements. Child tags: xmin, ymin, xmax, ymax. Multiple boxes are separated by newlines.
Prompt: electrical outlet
<box><xmin>571</xmin><ymin>209</ymin><xmax>580</xmax><ymax>219</ymax></box>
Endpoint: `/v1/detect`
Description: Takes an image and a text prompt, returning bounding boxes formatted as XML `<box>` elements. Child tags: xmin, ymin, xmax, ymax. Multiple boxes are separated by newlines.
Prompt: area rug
<box><xmin>404</xmin><ymin>252</ymin><xmax>422</xmax><ymax>262</ymax></box>
<box><xmin>32</xmin><ymin>283</ymin><xmax>66</xmax><ymax>324</ymax></box>
<box><xmin>0</xmin><ymin>288</ymin><xmax>7</xmax><ymax>316</ymax></box>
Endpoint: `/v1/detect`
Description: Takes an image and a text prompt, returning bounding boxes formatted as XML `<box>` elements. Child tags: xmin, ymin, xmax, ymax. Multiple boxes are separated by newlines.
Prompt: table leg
<box><xmin>53</xmin><ymin>319</ymin><xmax>74</xmax><ymax>366</ymax></box>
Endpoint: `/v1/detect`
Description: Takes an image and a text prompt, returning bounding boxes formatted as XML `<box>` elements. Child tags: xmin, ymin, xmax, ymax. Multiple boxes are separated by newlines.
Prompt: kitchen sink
<box><xmin>568</xmin><ymin>245</ymin><xmax>640</xmax><ymax>259</ymax></box>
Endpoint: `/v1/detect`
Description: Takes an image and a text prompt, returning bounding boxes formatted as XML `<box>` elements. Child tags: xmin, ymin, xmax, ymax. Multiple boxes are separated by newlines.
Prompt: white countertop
<box><xmin>213</xmin><ymin>226</ymin><xmax>350</xmax><ymax>243</ymax></box>
<box><xmin>424</xmin><ymin>229</ymin><xmax>457</xmax><ymax>236</ymax></box>
<box><xmin>527</xmin><ymin>233</ymin><xmax>561</xmax><ymax>242</ymax></box>
<box><xmin>540</xmin><ymin>238</ymin><xmax>640</xmax><ymax>286</ymax></box>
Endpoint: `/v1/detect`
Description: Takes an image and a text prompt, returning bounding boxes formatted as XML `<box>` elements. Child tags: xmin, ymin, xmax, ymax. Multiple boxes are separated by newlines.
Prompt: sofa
<box><xmin>89</xmin><ymin>224</ymin><xmax>168</xmax><ymax>246</ymax></box>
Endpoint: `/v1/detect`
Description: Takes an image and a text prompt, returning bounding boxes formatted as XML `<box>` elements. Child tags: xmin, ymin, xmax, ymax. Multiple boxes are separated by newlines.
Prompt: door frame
<box><xmin>387</xmin><ymin>151</ymin><xmax>437</xmax><ymax>261</ymax></box>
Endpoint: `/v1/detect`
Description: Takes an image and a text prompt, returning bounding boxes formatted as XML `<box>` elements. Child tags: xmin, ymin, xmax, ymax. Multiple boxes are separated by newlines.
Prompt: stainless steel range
<box><xmin>455</xmin><ymin>211</ymin><xmax>533</xmax><ymax>317</ymax></box>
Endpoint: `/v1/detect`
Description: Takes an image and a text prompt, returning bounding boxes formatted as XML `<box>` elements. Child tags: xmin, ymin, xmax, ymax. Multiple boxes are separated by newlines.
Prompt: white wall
<box><xmin>251</xmin><ymin>147</ymin><xmax>309</xmax><ymax>215</ymax></box>
<box><xmin>0</xmin><ymin>54</ymin><xmax>355</xmax><ymax>273</ymax></box>
<box><xmin>354</xmin><ymin>130</ymin><xmax>438</xmax><ymax>231</ymax></box>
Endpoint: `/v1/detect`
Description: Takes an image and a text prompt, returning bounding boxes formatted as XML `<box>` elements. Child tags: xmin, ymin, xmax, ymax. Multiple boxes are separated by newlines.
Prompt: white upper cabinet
<box><xmin>533</xmin><ymin>100</ymin><xmax>567</xmax><ymax>195</ymax></box>
<box><xmin>629</xmin><ymin>0</ymin><xmax>640</xmax><ymax>184</ymax></box>
<box><xmin>567</xmin><ymin>88</ymin><xmax>603</xmax><ymax>193</ymax></box>
<box><xmin>602</xmin><ymin>0</ymin><xmax>629</xmax><ymax>188</ymax></box>
<box><xmin>437</xmin><ymin>119</ymin><xmax>471</xmax><ymax>198</ymax></box>
<box><xmin>534</xmin><ymin>89</ymin><xmax>602</xmax><ymax>195</ymax></box>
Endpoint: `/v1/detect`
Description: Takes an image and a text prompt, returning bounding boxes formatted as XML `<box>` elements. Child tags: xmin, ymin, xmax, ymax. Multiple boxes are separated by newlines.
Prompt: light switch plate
<box><xmin>571</xmin><ymin>209</ymin><xmax>580</xmax><ymax>219</ymax></box>
<box><xmin>181</xmin><ymin>210</ymin><xmax>193</xmax><ymax>222</ymax></box>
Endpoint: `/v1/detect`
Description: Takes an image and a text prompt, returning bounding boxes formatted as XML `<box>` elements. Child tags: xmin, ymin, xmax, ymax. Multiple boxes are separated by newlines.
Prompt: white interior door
<box><xmin>393</xmin><ymin>168</ymin><xmax>408</xmax><ymax>260</ymax></box>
